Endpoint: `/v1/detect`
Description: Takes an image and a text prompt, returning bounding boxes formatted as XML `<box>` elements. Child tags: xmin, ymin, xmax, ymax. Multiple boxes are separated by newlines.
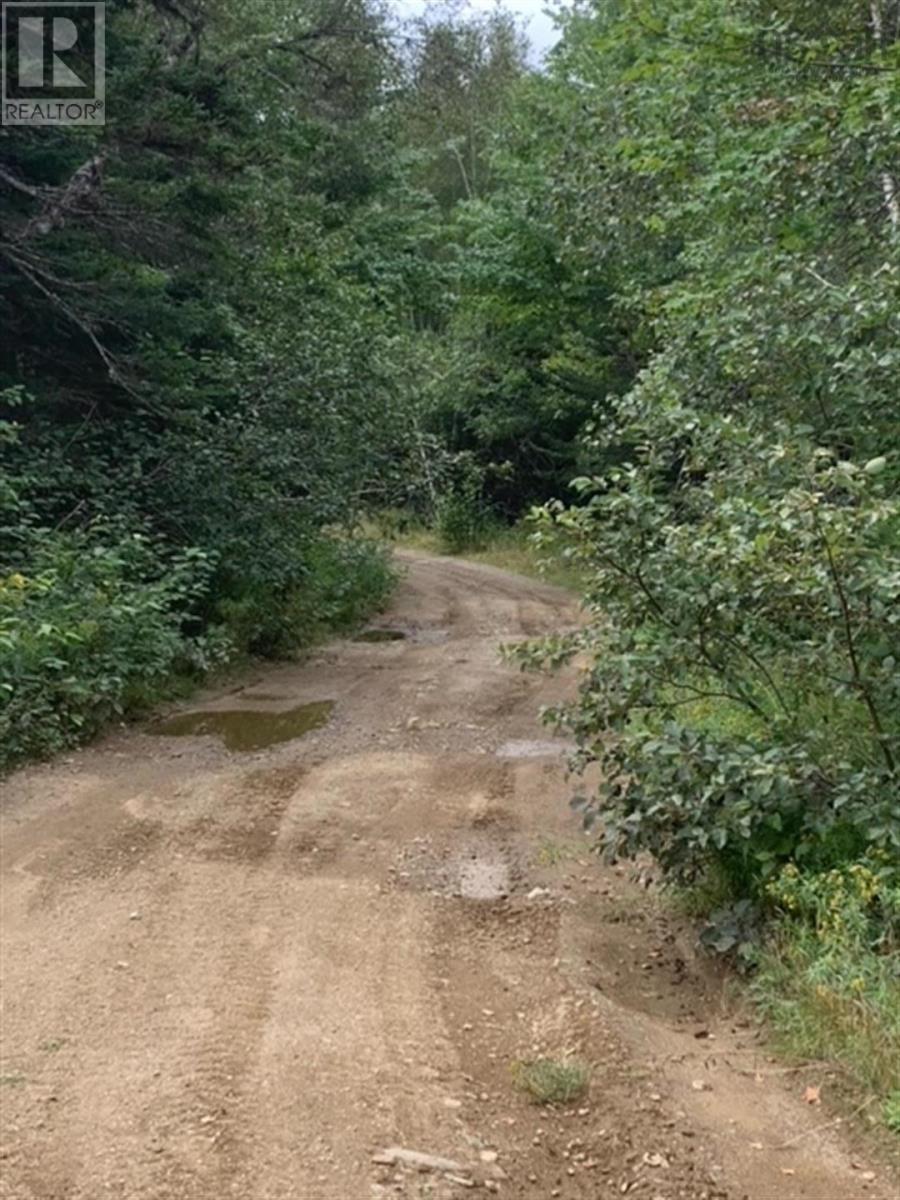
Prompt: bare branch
<box><xmin>7</xmin><ymin>156</ymin><xmax>107</xmax><ymax>243</ymax></box>
<box><xmin>0</xmin><ymin>167</ymin><xmax>40</xmax><ymax>199</ymax></box>
<box><xmin>1</xmin><ymin>243</ymin><xmax>140</xmax><ymax>399</ymax></box>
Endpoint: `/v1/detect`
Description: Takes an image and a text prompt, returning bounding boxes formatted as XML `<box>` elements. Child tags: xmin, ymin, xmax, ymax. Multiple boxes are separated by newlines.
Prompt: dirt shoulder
<box><xmin>0</xmin><ymin>552</ymin><xmax>894</xmax><ymax>1199</ymax></box>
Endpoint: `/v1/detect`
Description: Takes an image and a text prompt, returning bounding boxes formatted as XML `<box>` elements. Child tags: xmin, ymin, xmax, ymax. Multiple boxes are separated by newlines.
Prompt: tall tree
<box><xmin>397</xmin><ymin>2</ymin><xmax>528</xmax><ymax>206</ymax></box>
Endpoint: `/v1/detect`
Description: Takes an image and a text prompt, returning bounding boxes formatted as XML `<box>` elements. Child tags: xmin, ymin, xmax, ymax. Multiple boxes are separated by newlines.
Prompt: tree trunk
<box><xmin>871</xmin><ymin>0</ymin><xmax>900</xmax><ymax>231</ymax></box>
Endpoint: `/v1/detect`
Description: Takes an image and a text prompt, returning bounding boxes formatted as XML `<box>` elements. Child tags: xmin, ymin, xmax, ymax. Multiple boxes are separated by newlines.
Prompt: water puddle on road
<box><xmin>152</xmin><ymin>701</ymin><xmax>335</xmax><ymax>752</ymax></box>
<box><xmin>353</xmin><ymin>629</ymin><xmax>407</xmax><ymax>643</ymax></box>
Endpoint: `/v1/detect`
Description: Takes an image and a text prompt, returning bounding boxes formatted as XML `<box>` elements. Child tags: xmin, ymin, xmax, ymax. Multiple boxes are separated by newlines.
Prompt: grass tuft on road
<box><xmin>512</xmin><ymin>1058</ymin><xmax>590</xmax><ymax>1105</ymax></box>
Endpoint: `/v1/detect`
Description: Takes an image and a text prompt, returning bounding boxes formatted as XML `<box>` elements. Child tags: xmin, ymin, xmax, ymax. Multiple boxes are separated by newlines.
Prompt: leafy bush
<box><xmin>435</xmin><ymin>461</ymin><xmax>494</xmax><ymax>552</ymax></box>
<box><xmin>215</xmin><ymin>537</ymin><xmax>395</xmax><ymax>658</ymax></box>
<box><xmin>525</xmin><ymin>436</ymin><xmax>899</xmax><ymax>900</ymax></box>
<box><xmin>0</xmin><ymin>0</ymin><xmax>411</xmax><ymax>773</ymax></box>
<box><xmin>310</xmin><ymin>539</ymin><xmax>397</xmax><ymax>631</ymax></box>
<box><xmin>0</xmin><ymin>533</ymin><xmax>223</xmax><ymax>771</ymax></box>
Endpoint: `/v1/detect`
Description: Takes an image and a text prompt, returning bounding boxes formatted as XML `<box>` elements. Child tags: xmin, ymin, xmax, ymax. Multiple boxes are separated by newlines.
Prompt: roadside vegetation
<box><xmin>2</xmin><ymin>0</ymin><xmax>897</xmax><ymax>1129</ymax></box>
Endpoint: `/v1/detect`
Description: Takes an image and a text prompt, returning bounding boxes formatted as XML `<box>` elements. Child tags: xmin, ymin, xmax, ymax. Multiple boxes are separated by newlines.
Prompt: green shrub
<box><xmin>309</xmin><ymin>538</ymin><xmax>397</xmax><ymax>631</ymax></box>
<box><xmin>434</xmin><ymin>457</ymin><xmax>494</xmax><ymax>553</ymax></box>
<box><xmin>521</xmin><ymin>440</ymin><xmax>900</xmax><ymax>902</ymax></box>
<box><xmin>215</xmin><ymin>537</ymin><xmax>395</xmax><ymax>658</ymax></box>
<box><xmin>435</xmin><ymin>488</ymin><xmax>492</xmax><ymax>553</ymax></box>
<box><xmin>0</xmin><ymin>533</ymin><xmax>223</xmax><ymax>770</ymax></box>
<box><xmin>504</xmin><ymin>0</ymin><xmax>900</xmax><ymax>990</ymax></box>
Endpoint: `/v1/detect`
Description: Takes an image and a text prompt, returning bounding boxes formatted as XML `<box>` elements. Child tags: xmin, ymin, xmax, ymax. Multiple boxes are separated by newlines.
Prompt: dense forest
<box><xmin>1</xmin><ymin>0</ymin><xmax>898</xmax><ymax>1126</ymax></box>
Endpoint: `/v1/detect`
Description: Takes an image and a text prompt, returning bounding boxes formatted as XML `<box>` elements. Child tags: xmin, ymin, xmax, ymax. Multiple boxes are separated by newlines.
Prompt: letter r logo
<box><xmin>17</xmin><ymin>13</ymin><xmax>85</xmax><ymax>87</ymax></box>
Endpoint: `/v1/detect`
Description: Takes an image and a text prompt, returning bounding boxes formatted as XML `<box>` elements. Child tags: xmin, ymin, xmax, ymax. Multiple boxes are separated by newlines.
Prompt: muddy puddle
<box><xmin>152</xmin><ymin>701</ymin><xmax>335</xmax><ymax>752</ymax></box>
<box><xmin>355</xmin><ymin>626</ymin><xmax>451</xmax><ymax>645</ymax></box>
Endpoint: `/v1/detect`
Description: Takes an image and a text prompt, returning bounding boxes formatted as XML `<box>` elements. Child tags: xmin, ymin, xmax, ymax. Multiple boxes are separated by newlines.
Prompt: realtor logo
<box><xmin>2</xmin><ymin>3</ymin><xmax>105</xmax><ymax>125</ymax></box>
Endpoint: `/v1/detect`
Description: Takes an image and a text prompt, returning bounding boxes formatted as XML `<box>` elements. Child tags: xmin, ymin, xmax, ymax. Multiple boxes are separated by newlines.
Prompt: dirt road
<box><xmin>0</xmin><ymin>553</ymin><xmax>894</xmax><ymax>1200</ymax></box>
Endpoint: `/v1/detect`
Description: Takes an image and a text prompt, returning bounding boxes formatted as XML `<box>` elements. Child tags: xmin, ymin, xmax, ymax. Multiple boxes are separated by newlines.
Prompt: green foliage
<box><xmin>211</xmin><ymin>538</ymin><xmax>395</xmax><ymax>658</ymax></box>
<box><xmin>435</xmin><ymin>490</ymin><xmax>489</xmax><ymax>553</ymax></box>
<box><xmin>536</xmin><ymin>440</ymin><xmax>899</xmax><ymax>897</ymax></box>
<box><xmin>513</xmin><ymin>0</ymin><xmax>900</xmax><ymax>906</ymax></box>
<box><xmin>698</xmin><ymin>899</ymin><xmax>762</xmax><ymax>962</ymax></box>
<box><xmin>398</xmin><ymin>6</ymin><xmax>528</xmax><ymax>208</ymax></box>
<box><xmin>0</xmin><ymin>2</ymin><xmax>424</xmax><ymax>768</ymax></box>
<box><xmin>417</xmin><ymin>100</ymin><xmax>636</xmax><ymax>518</ymax></box>
<box><xmin>487</xmin><ymin>0</ymin><xmax>900</xmax><ymax>1111</ymax></box>
<box><xmin>0</xmin><ymin>533</ymin><xmax>224</xmax><ymax>771</ymax></box>
<box><xmin>435</xmin><ymin>459</ymin><xmax>494</xmax><ymax>552</ymax></box>
<box><xmin>752</xmin><ymin>859</ymin><xmax>900</xmax><ymax>1102</ymax></box>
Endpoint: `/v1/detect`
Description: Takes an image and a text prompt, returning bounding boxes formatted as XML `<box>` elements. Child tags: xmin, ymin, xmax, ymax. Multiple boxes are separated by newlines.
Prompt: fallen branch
<box><xmin>372</xmin><ymin>1146</ymin><xmax>470</xmax><ymax>1175</ymax></box>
